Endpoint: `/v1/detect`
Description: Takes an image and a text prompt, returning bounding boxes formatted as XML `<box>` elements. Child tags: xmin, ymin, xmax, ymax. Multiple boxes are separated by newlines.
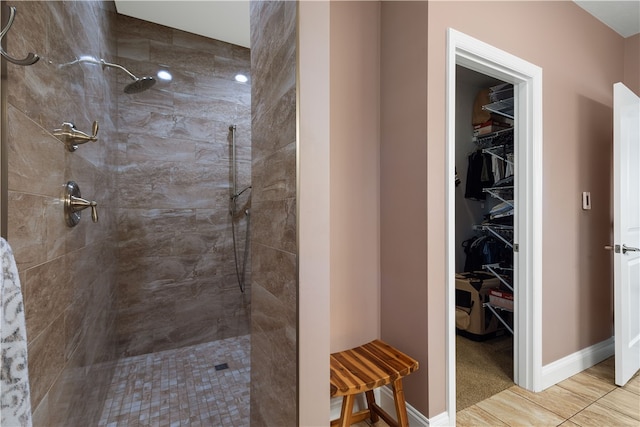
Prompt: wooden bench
<box><xmin>330</xmin><ymin>339</ymin><xmax>419</xmax><ymax>427</ymax></box>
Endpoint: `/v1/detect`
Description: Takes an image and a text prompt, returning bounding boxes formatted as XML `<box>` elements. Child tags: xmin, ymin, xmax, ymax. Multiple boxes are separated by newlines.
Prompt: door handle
<box><xmin>605</xmin><ymin>244</ymin><xmax>640</xmax><ymax>254</ymax></box>
<box><xmin>622</xmin><ymin>244</ymin><xmax>640</xmax><ymax>254</ymax></box>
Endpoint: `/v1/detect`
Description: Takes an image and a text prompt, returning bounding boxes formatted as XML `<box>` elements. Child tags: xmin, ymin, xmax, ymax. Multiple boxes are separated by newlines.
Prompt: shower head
<box><xmin>59</xmin><ymin>57</ymin><xmax>156</xmax><ymax>94</ymax></box>
<box><xmin>124</xmin><ymin>76</ymin><xmax>156</xmax><ymax>94</ymax></box>
<box><xmin>98</xmin><ymin>59</ymin><xmax>156</xmax><ymax>94</ymax></box>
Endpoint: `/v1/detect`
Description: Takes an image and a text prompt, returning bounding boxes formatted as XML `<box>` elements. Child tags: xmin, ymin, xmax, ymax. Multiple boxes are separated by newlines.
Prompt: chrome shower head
<box><xmin>124</xmin><ymin>76</ymin><xmax>156</xmax><ymax>94</ymax></box>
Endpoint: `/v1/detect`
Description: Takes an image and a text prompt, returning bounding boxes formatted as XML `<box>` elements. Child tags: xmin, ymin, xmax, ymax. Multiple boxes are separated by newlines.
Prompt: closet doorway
<box><xmin>445</xmin><ymin>28</ymin><xmax>543</xmax><ymax>421</ymax></box>
<box><xmin>454</xmin><ymin>66</ymin><xmax>515</xmax><ymax>410</ymax></box>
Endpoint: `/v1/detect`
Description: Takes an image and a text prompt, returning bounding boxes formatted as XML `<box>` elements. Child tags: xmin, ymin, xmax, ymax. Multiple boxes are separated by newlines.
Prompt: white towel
<box><xmin>0</xmin><ymin>238</ymin><xmax>32</xmax><ymax>427</ymax></box>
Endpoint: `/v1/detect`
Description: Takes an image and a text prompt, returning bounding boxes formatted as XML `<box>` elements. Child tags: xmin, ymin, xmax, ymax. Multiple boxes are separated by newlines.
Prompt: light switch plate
<box><xmin>582</xmin><ymin>191</ymin><xmax>591</xmax><ymax>210</ymax></box>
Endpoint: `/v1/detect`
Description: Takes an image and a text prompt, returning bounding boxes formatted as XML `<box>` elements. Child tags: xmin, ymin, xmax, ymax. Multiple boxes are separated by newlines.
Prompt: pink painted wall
<box><xmin>380</xmin><ymin>0</ymin><xmax>432</xmax><ymax>415</ymax></box>
<box><xmin>329</xmin><ymin>1</ymin><xmax>381</xmax><ymax>353</ymax></box>
<box><xmin>381</xmin><ymin>0</ymin><xmax>629</xmax><ymax>418</ymax></box>
<box><xmin>298</xmin><ymin>2</ymin><xmax>380</xmax><ymax>424</ymax></box>
<box><xmin>299</xmin><ymin>0</ymin><xmax>633</xmax><ymax>421</ymax></box>
<box><xmin>299</xmin><ymin>2</ymin><xmax>331</xmax><ymax>424</ymax></box>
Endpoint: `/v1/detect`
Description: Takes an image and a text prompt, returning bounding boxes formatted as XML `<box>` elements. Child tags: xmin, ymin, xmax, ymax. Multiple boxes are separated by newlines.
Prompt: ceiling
<box><xmin>114</xmin><ymin>0</ymin><xmax>639</xmax><ymax>49</ymax></box>
<box><xmin>574</xmin><ymin>0</ymin><xmax>640</xmax><ymax>38</ymax></box>
<box><xmin>114</xmin><ymin>1</ymin><xmax>251</xmax><ymax>48</ymax></box>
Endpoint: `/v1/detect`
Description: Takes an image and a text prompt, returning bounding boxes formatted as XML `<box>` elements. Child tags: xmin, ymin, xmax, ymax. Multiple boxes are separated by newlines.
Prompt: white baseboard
<box><xmin>425</xmin><ymin>411</ymin><xmax>451</xmax><ymax>427</ymax></box>
<box><xmin>377</xmin><ymin>386</ymin><xmax>429</xmax><ymax>426</ymax></box>
<box><xmin>330</xmin><ymin>386</ymin><xmax>449</xmax><ymax>426</ymax></box>
<box><xmin>330</xmin><ymin>337</ymin><xmax>613</xmax><ymax>427</ymax></box>
<box><xmin>540</xmin><ymin>336</ymin><xmax>614</xmax><ymax>390</ymax></box>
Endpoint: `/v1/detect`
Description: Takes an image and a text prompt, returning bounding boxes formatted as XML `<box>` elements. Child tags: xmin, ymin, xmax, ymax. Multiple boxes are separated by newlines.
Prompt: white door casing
<box><xmin>445</xmin><ymin>28</ymin><xmax>543</xmax><ymax>423</ymax></box>
<box><xmin>612</xmin><ymin>82</ymin><xmax>640</xmax><ymax>387</ymax></box>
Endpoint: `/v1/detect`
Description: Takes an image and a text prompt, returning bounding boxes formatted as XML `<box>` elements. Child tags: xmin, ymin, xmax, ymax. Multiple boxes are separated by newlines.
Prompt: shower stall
<box><xmin>113</xmin><ymin>23</ymin><xmax>252</xmax><ymax>356</ymax></box>
<box><xmin>2</xmin><ymin>1</ymin><xmax>252</xmax><ymax>425</ymax></box>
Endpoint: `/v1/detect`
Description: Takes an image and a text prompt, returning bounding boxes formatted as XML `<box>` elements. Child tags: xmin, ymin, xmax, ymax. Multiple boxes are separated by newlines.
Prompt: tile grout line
<box><xmin>506</xmin><ymin>388</ymin><xmax>584</xmax><ymax>423</ymax></box>
<box><xmin>471</xmin><ymin>404</ymin><xmax>510</xmax><ymax>426</ymax></box>
<box><xmin>490</xmin><ymin>389</ymin><xmax>566</xmax><ymax>426</ymax></box>
<box><xmin>595</xmin><ymin>386</ymin><xmax>640</xmax><ymax>421</ymax></box>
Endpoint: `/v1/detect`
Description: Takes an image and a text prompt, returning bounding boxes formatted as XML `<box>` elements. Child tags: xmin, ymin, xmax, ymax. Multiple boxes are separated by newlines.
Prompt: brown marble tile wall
<box><xmin>5</xmin><ymin>1</ymin><xmax>119</xmax><ymax>425</ymax></box>
<box><xmin>113</xmin><ymin>14</ymin><xmax>252</xmax><ymax>357</ymax></box>
<box><xmin>249</xmin><ymin>1</ymin><xmax>298</xmax><ymax>425</ymax></box>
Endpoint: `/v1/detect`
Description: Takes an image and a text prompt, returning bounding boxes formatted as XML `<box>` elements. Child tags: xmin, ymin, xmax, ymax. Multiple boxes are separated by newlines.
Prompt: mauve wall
<box><xmin>380</xmin><ymin>1</ymin><xmax>431</xmax><ymax>415</ymax></box>
<box><xmin>381</xmin><ymin>0</ymin><xmax>630</xmax><ymax>417</ymax></box>
<box><xmin>5</xmin><ymin>1</ymin><xmax>119</xmax><ymax>425</ymax></box>
<box><xmin>298</xmin><ymin>2</ymin><xmax>331</xmax><ymax>424</ymax></box>
<box><xmin>112</xmin><ymin>14</ymin><xmax>251</xmax><ymax>357</ymax></box>
<box><xmin>297</xmin><ymin>3</ymin><xmax>382</xmax><ymax>423</ymax></box>
<box><xmin>329</xmin><ymin>1</ymin><xmax>381</xmax><ymax>354</ymax></box>
<box><xmin>249</xmin><ymin>1</ymin><xmax>298</xmax><ymax>425</ymax></box>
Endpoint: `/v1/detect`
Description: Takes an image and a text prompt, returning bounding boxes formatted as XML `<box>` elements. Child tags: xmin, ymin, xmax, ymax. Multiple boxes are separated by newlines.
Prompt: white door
<box><xmin>612</xmin><ymin>82</ymin><xmax>640</xmax><ymax>387</ymax></box>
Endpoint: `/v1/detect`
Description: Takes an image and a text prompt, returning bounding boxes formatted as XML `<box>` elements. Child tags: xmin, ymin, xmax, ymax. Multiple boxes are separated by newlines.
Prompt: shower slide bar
<box><xmin>229</xmin><ymin>124</ymin><xmax>251</xmax><ymax>200</ymax></box>
<box><xmin>0</xmin><ymin>6</ymin><xmax>40</xmax><ymax>66</ymax></box>
<box><xmin>228</xmin><ymin>124</ymin><xmax>251</xmax><ymax>294</ymax></box>
<box><xmin>230</xmin><ymin>124</ymin><xmax>238</xmax><ymax>199</ymax></box>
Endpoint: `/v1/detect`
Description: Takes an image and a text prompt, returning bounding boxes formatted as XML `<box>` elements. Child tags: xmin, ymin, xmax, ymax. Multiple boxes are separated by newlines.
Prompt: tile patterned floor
<box><xmin>98</xmin><ymin>335</ymin><xmax>250</xmax><ymax>427</ymax></box>
<box><xmin>457</xmin><ymin>356</ymin><xmax>640</xmax><ymax>426</ymax></box>
<box><xmin>354</xmin><ymin>357</ymin><xmax>640</xmax><ymax>427</ymax></box>
<box><xmin>98</xmin><ymin>338</ymin><xmax>637</xmax><ymax>427</ymax></box>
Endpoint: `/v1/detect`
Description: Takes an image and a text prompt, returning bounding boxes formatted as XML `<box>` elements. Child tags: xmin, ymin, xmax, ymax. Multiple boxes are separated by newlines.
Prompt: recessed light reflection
<box><xmin>235</xmin><ymin>74</ymin><xmax>248</xmax><ymax>83</ymax></box>
<box><xmin>157</xmin><ymin>70</ymin><xmax>172</xmax><ymax>81</ymax></box>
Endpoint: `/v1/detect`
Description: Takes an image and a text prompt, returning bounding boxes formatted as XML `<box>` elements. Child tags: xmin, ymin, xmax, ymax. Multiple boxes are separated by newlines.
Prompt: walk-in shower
<box><xmin>2</xmin><ymin>2</ymin><xmax>252</xmax><ymax>424</ymax></box>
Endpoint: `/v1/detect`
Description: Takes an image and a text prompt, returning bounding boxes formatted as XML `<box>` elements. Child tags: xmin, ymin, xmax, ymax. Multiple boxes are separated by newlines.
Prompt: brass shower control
<box><xmin>53</xmin><ymin>121</ymin><xmax>99</xmax><ymax>152</ymax></box>
<box><xmin>64</xmin><ymin>181</ymin><xmax>98</xmax><ymax>227</ymax></box>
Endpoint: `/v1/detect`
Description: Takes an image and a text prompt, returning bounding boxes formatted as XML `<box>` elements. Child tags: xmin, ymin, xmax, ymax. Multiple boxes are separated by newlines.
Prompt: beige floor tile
<box><xmin>557</xmin><ymin>371</ymin><xmax>617</xmax><ymax>401</ymax></box>
<box><xmin>476</xmin><ymin>389</ymin><xmax>565</xmax><ymax>426</ymax></box>
<box><xmin>98</xmin><ymin>335</ymin><xmax>250</xmax><ymax>426</ymax></box>
<box><xmin>624</xmin><ymin>374</ymin><xmax>640</xmax><ymax>396</ymax></box>
<box><xmin>584</xmin><ymin>356</ymin><xmax>616</xmax><ymax>384</ymax></box>
<box><xmin>508</xmin><ymin>384</ymin><xmax>593</xmax><ymax>419</ymax></box>
<box><xmin>559</xmin><ymin>420</ymin><xmax>582</xmax><ymax>427</ymax></box>
<box><xmin>456</xmin><ymin>405</ymin><xmax>508</xmax><ymax>426</ymax></box>
<box><xmin>569</xmin><ymin>402</ymin><xmax>640</xmax><ymax>426</ymax></box>
<box><xmin>597</xmin><ymin>388</ymin><xmax>640</xmax><ymax>421</ymax></box>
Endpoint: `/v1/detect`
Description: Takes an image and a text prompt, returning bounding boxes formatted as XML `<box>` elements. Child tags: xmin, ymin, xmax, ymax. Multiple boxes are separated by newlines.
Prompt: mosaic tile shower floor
<box><xmin>98</xmin><ymin>335</ymin><xmax>250</xmax><ymax>427</ymax></box>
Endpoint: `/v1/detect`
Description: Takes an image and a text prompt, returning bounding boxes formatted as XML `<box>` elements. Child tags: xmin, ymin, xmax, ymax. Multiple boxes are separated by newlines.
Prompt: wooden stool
<box><xmin>330</xmin><ymin>339</ymin><xmax>419</xmax><ymax>427</ymax></box>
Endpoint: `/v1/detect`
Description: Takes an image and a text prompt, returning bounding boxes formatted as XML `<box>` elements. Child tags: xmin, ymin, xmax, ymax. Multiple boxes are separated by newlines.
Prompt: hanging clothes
<box><xmin>465</xmin><ymin>151</ymin><xmax>494</xmax><ymax>200</ymax></box>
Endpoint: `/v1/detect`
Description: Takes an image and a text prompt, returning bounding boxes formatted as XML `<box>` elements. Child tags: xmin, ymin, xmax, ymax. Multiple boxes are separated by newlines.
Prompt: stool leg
<box><xmin>392</xmin><ymin>379</ymin><xmax>410</xmax><ymax>427</ymax></box>
<box><xmin>365</xmin><ymin>390</ymin><xmax>380</xmax><ymax>423</ymax></box>
<box><xmin>338</xmin><ymin>395</ymin><xmax>355</xmax><ymax>427</ymax></box>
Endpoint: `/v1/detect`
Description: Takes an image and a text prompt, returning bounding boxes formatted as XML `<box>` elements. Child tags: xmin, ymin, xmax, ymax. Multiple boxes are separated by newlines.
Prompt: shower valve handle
<box><xmin>63</xmin><ymin>181</ymin><xmax>98</xmax><ymax>227</ymax></box>
<box><xmin>69</xmin><ymin>196</ymin><xmax>98</xmax><ymax>223</ymax></box>
<box><xmin>53</xmin><ymin>120</ymin><xmax>99</xmax><ymax>152</ymax></box>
